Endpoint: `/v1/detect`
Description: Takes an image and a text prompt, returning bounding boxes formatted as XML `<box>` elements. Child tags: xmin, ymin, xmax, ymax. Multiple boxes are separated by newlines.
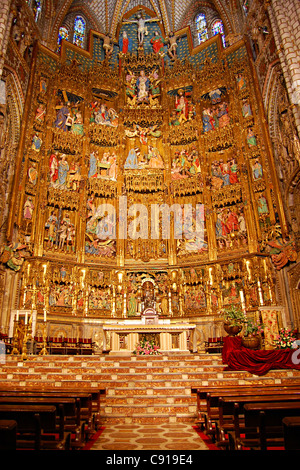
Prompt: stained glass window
<box><xmin>212</xmin><ymin>20</ymin><xmax>226</xmax><ymax>47</ymax></box>
<box><xmin>73</xmin><ymin>16</ymin><xmax>86</xmax><ymax>48</ymax></box>
<box><xmin>196</xmin><ymin>13</ymin><xmax>209</xmax><ymax>44</ymax></box>
<box><xmin>57</xmin><ymin>27</ymin><xmax>69</xmax><ymax>51</ymax></box>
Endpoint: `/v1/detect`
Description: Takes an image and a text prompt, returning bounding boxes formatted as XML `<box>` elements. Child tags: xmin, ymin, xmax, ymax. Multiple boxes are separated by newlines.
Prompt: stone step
<box><xmin>103</xmin><ymin>403</ymin><xmax>197</xmax><ymax>415</ymax></box>
<box><xmin>104</xmin><ymin>395</ymin><xmax>196</xmax><ymax>405</ymax></box>
<box><xmin>1</xmin><ymin>356</ymin><xmax>224</xmax><ymax>371</ymax></box>
<box><xmin>2</xmin><ymin>359</ymin><xmax>224</xmax><ymax>369</ymax></box>
<box><xmin>7</xmin><ymin>353</ymin><xmax>220</xmax><ymax>360</ymax></box>
<box><xmin>2</xmin><ymin>353</ymin><xmax>300</xmax><ymax>424</ymax></box>
<box><xmin>0</xmin><ymin>369</ymin><xmax>225</xmax><ymax>380</ymax></box>
<box><xmin>109</xmin><ymin>387</ymin><xmax>194</xmax><ymax>396</ymax></box>
<box><xmin>1</xmin><ymin>373</ymin><xmax>299</xmax><ymax>389</ymax></box>
<box><xmin>101</xmin><ymin>414</ymin><xmax>195</xmax><ymax>425</ymax></box>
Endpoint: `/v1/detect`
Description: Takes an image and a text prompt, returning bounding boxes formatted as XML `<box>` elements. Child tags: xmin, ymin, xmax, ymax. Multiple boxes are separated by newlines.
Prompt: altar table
<box><xmin>222</xmin><ymin>336</ymin><xmax>300</xmax><ymax>376</ymax></box>
<box><xmin>103</xmin><ymin>323</ymin><xmax>196</xmax><ymax>354</ymax></box>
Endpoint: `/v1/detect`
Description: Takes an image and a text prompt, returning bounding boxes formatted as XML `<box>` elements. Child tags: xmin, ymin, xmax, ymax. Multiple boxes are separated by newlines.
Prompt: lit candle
<box><xmin>246</xmin><ymin>260</ymin><xmax>251</xmax><ymax>281</ymax></box>
<box><xmin>269</xmin><ymin>285</ymin><xmax>273</xmax><ymax>304</ymax></box>
<box><xmin>43</xmin><ymin>264</ymin><xmax>47</xmax><ymax>283</ymax></box>
<box><xmin>263</xmin><ymin>259</ymin><xmax>267</xmax><ymax>280</ymax></box>
<box><xmin>239</xmin><ymin>290</ymin><xmax>246</xmax><ymax>312</ymax></box>
<box><xmin>44</xmin><ymin>308</ymin><xmax>47</xmax><ymax>322</ymax></box>
<box><xmin>209</xmin><ymin>267</ymin><xmax>213</xmax><ymax>285</ymax></box>
<box><xmin>257</xmin><ymin>280</ymin><xmax>264</xmax><ymax>306</ymax></box>
<box><xmin>81</xmin><ymin>269</ymin><xmax>86</xmax><ymax>289</ymax></box>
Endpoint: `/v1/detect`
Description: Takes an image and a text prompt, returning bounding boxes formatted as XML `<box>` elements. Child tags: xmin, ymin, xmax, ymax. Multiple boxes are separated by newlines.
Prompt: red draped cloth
<box><xmin>222</xmin><ymin>336</ymin><xmax>300</xmax><ymax>376</ymax></box>
<box><xmin>222</xmin><ymin>336</ymin><xmax>243</xmax><ymax>364</ymax></box>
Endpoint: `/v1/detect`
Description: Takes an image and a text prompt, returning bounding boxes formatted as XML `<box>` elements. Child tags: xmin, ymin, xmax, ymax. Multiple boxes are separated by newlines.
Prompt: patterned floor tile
<box><xmin>90</xmin><ymin>423</ymin><xmax>209</xmax><ymax>450</ymax></box>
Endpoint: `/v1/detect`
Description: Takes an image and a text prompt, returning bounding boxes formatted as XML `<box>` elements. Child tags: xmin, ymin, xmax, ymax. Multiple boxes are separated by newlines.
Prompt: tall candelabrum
<box><xmin>11</xmin><ymin>312</ymin><xmax>32</xmax><ymax>360</ymax></box>
<box><xmin>39</xmin><ymin>310</ymin><xmax>48</xmax><ymax>355</ymax></box>
<box><xmin>22</xmin><ymin>311</ymin><xmax>35</xmax><ymax>361</ymax></box>
<box><xmin>11</xmin><ymin>318</ymin><xmax>20</xmax><ymax>355</ymax></box>
<box><xmin>21</xmin><ymin>323</ymin><xmax>28</xmax><ymax>361</ymax></box>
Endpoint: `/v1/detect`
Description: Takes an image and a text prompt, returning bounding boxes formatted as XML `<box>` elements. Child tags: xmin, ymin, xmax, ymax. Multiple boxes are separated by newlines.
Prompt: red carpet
<box><xmin>192</xmin><ymin>425</ymin><xmax>220</xmax><ymax>450</ymax></box>
<box><xmin>83</xmin><ymin>427</ymin><xmax>105</xmax><ymax>450</ymax></box>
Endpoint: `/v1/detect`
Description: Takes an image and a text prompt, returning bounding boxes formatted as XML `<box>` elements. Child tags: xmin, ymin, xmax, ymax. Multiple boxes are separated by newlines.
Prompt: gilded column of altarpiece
<box><xmin>2</xmin><ymin>36</ymin><xmax>295</xmax><ymax>336</ymax></box>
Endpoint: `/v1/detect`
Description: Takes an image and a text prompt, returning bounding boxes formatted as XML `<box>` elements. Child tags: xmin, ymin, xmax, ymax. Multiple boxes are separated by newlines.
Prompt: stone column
<box><xmin>128</xmin><ymin>332</ymin><xmax>139</xmax><ymax>350</ymax></box>
<box><xmin>179</xmin><ymin>331</ymin><xmax>187</xmax><ymax>351</ymax></box>
<box><xmin>160</xmin><ymin>332</ymin><xmax>172</xmax><ymax>351</ymax></box>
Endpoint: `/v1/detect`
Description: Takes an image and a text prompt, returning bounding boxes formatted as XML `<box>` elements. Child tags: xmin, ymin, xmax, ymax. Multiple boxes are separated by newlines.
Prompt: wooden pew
<box><xmin>236</xmin><ymin>401</ymin><xmax>300</xmax><ymax>450</ymax></box>
<box><xmin>0</xmin><ymin>387</ymin><xmax>103</xmax><ymax>422</ymax></box>
<box><xmin>0</xmin><ymin>387</ymin><xmax>103</xmax><ymax>441</ymax></box>
<box><xmin>0</xmin><ymin>391</ymin><xmax>93</xmax><ymax>445</ymax></box>
<box><xmin>282</xmin><ymin>417</ymin><xmax>300</xmax><ymax>450</ymax></box>
<box><xmin>195</xmin><ymin>383</ymin><xmax>300</xmax><ymax>431</ymax></box>
<box><xmin>216</xmin><ymin>393</ymin><xmax>300</xmax><ymax>449</ymax></box>
<box><xmin>0</xmin><ymin>396</ymin><xmax>81</xmax><ymax>448</ymax></box>
<box><xmin>0</xmin><ymin>404</ymin><xmax>70</xmax><ymax>450</ymax></box>
<box><xmin>0</xmin><ymin>420</ymin><xmax>17</xmax><ymax>450</ymax></box>
<box><xmin>195</xmin><ymin>384</ymin><xmax>300</xmax><ymax>441</ymax></box>
<box><xmin>26</xmin><ymin>388</ymin><xmax>100</xmax><ymax>435</ymax></box>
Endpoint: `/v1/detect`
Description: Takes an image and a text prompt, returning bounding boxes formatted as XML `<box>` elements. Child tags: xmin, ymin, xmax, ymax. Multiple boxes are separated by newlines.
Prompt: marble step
<box><xmin>3</xmin><ymin>358</ymin><xmax>224</xmax><ymax>369</ymax></box>
<box><xmin>104</xmin><ymin>395</ymin><xmax>196</xmax><ymax>405</ymax></box>
<box><xmin>101</xmin><ymin>414</ymin><xmax>196</xmax><ymax>425</ymax></box>
<box><xmin>103</xmin><ymin>403</ymin><xmax>197</xmax><ymax>416</ymax></box>
<box><xmin>0</xmin><ymin>368</ymin><xmax>225</xmax><ymax>379</ymax></box>
<box><xmin>107</xmin><ymin>387</ymin><xmax>195</xmax><ymax>397</ymax></box>
<box><xmin>3</xmin><ymin>353</ymin><xmax>221</xmax><ymax>360</ymax></box>
<box><xmin>2</xmin><ymin>353</ymin><xmax>300</xmax><ymax>425</ymax></box>
<box><xmin>1</xmin><ymin>360</ymin><xmax>224</xmax><ymax>371</ymax></box>
<box><xmin>1</xmin><ymin>368</ymin><xmax>299</xmax><ymax>384</ymax></box>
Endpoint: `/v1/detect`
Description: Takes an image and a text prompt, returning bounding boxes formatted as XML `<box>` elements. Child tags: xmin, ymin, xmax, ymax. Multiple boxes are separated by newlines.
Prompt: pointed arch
<box><xmin>49</xmin><ymin>1</ymin><xmax>103</xmax><ymax>51</ymax></box>
<box><xmin>178</xmin><ymin>0</ymin><xmax>234</xmax><ymax>38</ymax></box>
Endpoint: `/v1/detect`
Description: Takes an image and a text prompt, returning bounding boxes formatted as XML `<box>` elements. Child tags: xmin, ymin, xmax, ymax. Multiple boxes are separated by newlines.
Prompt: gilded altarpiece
<box><xmin>2</xmin><ymin>27</ymin><xmax>294</xmax><ymax>346</ymax></box>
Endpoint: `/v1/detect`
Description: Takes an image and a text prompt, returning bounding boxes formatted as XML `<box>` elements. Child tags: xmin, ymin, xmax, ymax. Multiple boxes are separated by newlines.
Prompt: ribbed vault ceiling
<box><xmin>50</xmin><ymin>0</ymin><xmax>236</xmax><ymax>41</ymax></box>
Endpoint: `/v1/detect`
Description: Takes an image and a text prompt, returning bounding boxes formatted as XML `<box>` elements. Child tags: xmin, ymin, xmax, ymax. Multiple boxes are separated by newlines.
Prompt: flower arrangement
<box><xmin>243</xmin><ymin>319</ymin><xmax>264</xmax><ymax>338</ymax></box>
<box><xmin>133</xmin><ymin>338</ymin><xmax>161</xmax><ymax>355</ymax></box>
<box><xmin>273</xmin><ymin>328</ymin><xmax>297</xmax><ymax>349</ymax></box>
<box><xmin>219</xmin><ymin>304</ymin><xmax>246</xmax><ymax>327</ymax></box>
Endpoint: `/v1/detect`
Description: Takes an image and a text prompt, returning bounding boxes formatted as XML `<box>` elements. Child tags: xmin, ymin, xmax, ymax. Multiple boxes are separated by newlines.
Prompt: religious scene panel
<box><xmin>85</xmin><ymin>195</ymin><xmax>117</xmax><ymax>260</ymax></box>
<box><xmin>201</xmin><ymin>86</ymin><xmax>231</xmax><ymax>133</ymax></box>
<box><xmin>44</xmin><ymin>208</ymin><xmax>76</xmax><ymax>255</ymax></box>
<box><xmin>215</xmin><ymin>204</ymin><xmax>247</xmax><ymax>252</ymax></box>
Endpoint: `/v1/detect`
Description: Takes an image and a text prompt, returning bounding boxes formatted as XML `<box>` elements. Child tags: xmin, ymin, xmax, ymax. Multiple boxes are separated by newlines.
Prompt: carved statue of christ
<box><xmin>123</xmin><ymin>11</ymin><xmax>161</xmax><ymax>45</ymax></box>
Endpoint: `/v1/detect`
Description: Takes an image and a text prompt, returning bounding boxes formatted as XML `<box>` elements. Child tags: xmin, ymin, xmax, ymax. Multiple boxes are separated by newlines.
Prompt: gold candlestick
<box><xmin>39</xmin><ymin>321</ymin><xmax>48</xmax><ymax>355</ymax></box>
<box><xmin>11</xmin><ymin>320</ymin><xmax>20</xmax><ymax>355</ymax></box>
<box><xmin>21</xmin><ymin>324</ymin><xmax>28</xmax><ymax>361</ymax></box>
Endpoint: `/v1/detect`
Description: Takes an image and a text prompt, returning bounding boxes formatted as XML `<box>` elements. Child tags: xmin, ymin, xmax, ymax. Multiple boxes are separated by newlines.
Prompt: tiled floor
<box><xmin>89</xmin><ymin>423</ymin><xmax>210</xmax><ymax>450</ymax></box>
